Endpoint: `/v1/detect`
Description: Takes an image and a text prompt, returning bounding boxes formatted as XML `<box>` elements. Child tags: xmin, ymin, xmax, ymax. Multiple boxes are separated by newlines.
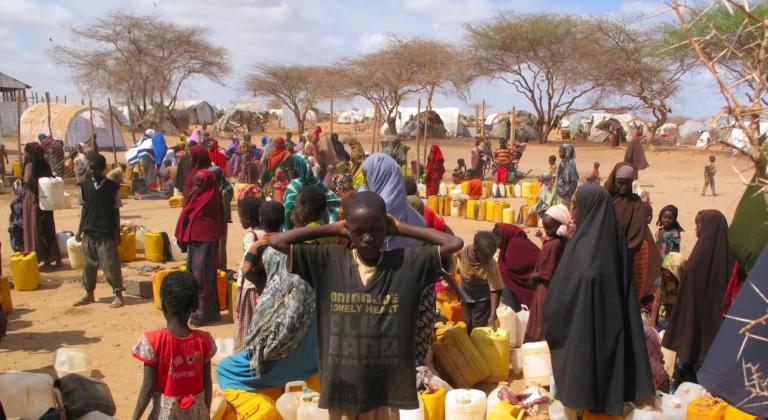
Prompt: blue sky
<box><xmin>0</xmin><ymin>0</ymin><xmax>725</xmax><ymax>118</ymax></box>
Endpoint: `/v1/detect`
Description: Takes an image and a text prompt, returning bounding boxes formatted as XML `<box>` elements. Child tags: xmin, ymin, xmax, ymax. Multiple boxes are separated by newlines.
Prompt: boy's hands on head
<box><xmin>386</xmin><ymin>214</ymin><xmax>401</xmax><ymax>237</ymax></box>
<box><xmin>332</xmin><ymin>220</ymin><xmax>349</xmax><ymax>238</ymax></box>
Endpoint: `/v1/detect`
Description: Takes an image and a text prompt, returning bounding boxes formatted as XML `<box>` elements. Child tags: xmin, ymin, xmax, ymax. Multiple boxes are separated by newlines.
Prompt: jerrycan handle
<box><xmin>284</xmin><ymin>380</ymin><xmax>307</xmax><ymax>393</ymax></box>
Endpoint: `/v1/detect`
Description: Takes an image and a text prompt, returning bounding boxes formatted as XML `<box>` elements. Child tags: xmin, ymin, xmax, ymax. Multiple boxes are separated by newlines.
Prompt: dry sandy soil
<box><xmin>0</xmin><ymin>129</ymin><xmax>754</xmax><ymax>418</ymax></box>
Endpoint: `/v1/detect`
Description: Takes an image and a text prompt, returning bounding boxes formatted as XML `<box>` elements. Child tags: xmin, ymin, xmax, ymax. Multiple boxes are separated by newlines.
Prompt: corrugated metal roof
<box><xmin>0</xmin><ymin>72</ymin><xmax>31</xmax><ymax>90</ymax></box>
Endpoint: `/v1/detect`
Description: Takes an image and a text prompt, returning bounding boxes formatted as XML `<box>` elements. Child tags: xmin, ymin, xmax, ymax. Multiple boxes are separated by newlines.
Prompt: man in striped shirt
<box><xmin>493</xmin><ymin>140</ymin><xmax>512</xmax><ymax>185</ymax></box>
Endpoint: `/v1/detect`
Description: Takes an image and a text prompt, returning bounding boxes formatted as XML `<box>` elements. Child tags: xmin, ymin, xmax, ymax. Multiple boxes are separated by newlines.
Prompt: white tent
<box><xmin>20</xmin><ymin>103</ymin><xmax>128</xmax><ymax>150</ymax></box>
<box><xmin>280</xmin><ymin>107</ymin><xmax>316</xmax><ymax>130</ymax></box>
<box><xmin>588</xmin><ymin>112</ymin><xmax>642</xmax><ymax>142</ymax></box>
<box><xmin>337</xmin><ymin>109</ymin><xmax>366</xmax><ymax>124</ymax></box>
<box><xmin>382</xmin><ymin>106</ymin><xmax>464</xmax><ymax>137</ymax></box>
<box><xmin>725</xmin><ymin>122</ymin><xmax>768</xmax><ymax>152</ymax></box>
<box><xmin>170</xmin><ymin>100</ymin><xmax>216</xmax><ymax>125</ymax></box>
<box><xmin>680</xmin><ymin>119</ymin><xmax>706</xmax><ymax>140</ymax></box>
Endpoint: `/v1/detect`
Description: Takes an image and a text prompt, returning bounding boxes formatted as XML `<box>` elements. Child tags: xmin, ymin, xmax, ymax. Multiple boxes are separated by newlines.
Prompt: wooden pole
<box><xmin>16</xmin><ymin>93</ymin><xmax>23</xmax><ymax>170</ymax></box>
<box><xmin>423</xmin><ymin>105</ymin><xmax>429</xmax><ymax>168</ymax></box>
<box><xmin>107</xmin><ymin>98</ymin><xmax>118</xmax><ymax>167</ymax></box>
<box><xmin>329</xmin><ymin>99</ymin><xmax>334</xmax><ymax>138</ymax></box>
<box><xmin>88</xmin><ymin>98</ymin><xmax>95</xmax><ymax>145</ymax></box>
<box><xmin>64</xmin><ymin>96</ymin><xmax>67</xmax><ymax>104</ymax></box>
<box><xmin>55</xmin><ymin>95</ymin><xmax>59</xmax><ymax>104</ymax></box>
<box><xmin>45</xmin><ymin>92</ymin><xmax>53</xmax><ymax>137</ymax></box>
<box><xmin>510</xmin><ymin>107</ymin><xmax>516</xmax><ymax>144</ymax></box>
<box><xmin>416</xmin><ymin>98</ymin><xmax>421</xmax><ymax>181</ymax></box>
<box><xmin>371</xmin><ymin>107</ymin><xmax>378</xmax><ymax>154</ymax></box>
<box><xmin>481</xmin><ymin>100</ymin><xmax>486</xmax><ymax>139</ymax></box>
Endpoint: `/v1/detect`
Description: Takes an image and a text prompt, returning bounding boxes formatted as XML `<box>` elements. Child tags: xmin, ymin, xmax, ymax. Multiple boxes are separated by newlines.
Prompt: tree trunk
<box><xmin>386</xmin><ymin>115</ymin><xmax>398</xmax><ymax>135</ymax></box>
<box><xmin>535</xmin><ymin>119</ymin><xmax>552</xmax><ymax>144</ymax></box>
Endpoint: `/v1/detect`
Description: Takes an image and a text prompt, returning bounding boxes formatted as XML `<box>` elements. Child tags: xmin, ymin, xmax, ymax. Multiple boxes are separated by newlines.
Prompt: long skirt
<box><xmin>233</xmin><ymin>286</ymin><xmax>259</xmax><ymax>353</ymax></box>
<box><xmin>23</xmin><ymin>192</ymin><xmax>60</xmax><ymax>263</ymax></box>
<box><xmin>187</xmin><ymin>241</ymin><xmax>220</xmax><ymax>323</ymax></box>
<box><xmin>414</xmin><ymin>284</ymin><xmax>436</xmax><ymax>366</ymax></box>
<box><xmin>216</xmin><ymin>322</ymin><xmax>319</xmax><ymax>391</ymax></box>
<box><xmin>426</xmin><ymin>178</ymin><xmax>440</xmax><ymax>197</ymax></box>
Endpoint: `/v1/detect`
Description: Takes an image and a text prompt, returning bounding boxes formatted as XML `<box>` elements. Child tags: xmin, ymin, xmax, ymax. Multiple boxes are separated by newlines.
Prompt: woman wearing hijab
<box><xmin>525</xmin><ymin>204</ymin><xmax>570</xmax><ymax>343</ymax></box>
<box><xmin>73</xmin><ymin>143</ymin><xmax>91</xmax><ymax>183</ymax></box>
<box><xmin>330</xmin><ymin>133</ymin><xmax>350</xmax><ymax>163</ymax></box>
<box><xmin>662</xmin><ymin>209</ymin><xmax>735</xmax><ymax>386</ymax></box>
<box><xmin>23</xmin><ymin>142</ymin><xmax>62</xmax><ymax>268</ymax></box>
<box><xmin>358</xmin><ymin>153</ymin><xmax>435</xmax><ymax>366</ymax></box>
<box><xmin>175</xmin><ymin>168</ymin><xmax>226</xmax><ymax>326</ymax></box>
<box><xmin>182</xmin><ymin>145</ymin><xmax>212</xmax><ymax>202</ymax></box>
<box><xmin>555</xmin><ymin>143</ymin><xmax>578</xmax><ymax>205</ymax></box>
<box><xmin>282</xmin><ymin>154</ymin><xmax>340</xmax><ymax>230</ymax></box>
<box><xmin>425</xmin><ymin>144</ymin><xmax>445</xmax><ymax>197</ymax></box>
<box><xmin>605</xmin><ymin>162</ymin><xmax>662</xmax><ymax>304</ymax></box>
<box><xmin>492</xmin><ymin>224</ymin><xmax>540</xmax><ymax>311</ymax></box>
<box><xmin>624</xmin><ymin>135</ymin><xmax>649</xmax><ymax>171</ymax></box>
<box><xmin>226</xmin><ymin>136</ymin><xmax>241</xmax><ymax>177</ymax></box>
<box><xmin>544</xmin><ymin>184</ymin><xmax>654</xmax><ymax>416</ymax></box>
<box><xmin>151</xmin><ymin>130</ymin><xmax>168</xmax><ymax>169</ymax></box>
<box><xmin>207</xmin><ymin>138</ymin><xmax>227</xmax><ymax>170</ymax></box>
<box><xmin>210</xmin><ymin>166</ymin><xmax>233</xmax><ymax>271</ymax></box>
<box><xmin>265</xmin><ymin>136</ymin><xmax>290</xmax><ymax>180</ymax></box>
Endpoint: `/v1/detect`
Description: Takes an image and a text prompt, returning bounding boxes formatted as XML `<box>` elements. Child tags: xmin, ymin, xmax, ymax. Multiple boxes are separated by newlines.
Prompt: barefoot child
<box><xmin>268</xmin><ymin>191</ymin><xmax>463</xmax><ymax>417</ymax></box>
<box><xmin>74</xmin><ymin>153</ymin><xmax>124</xmax><ymax>308</ymax></box>
<box><xmin>132</xmin><ymin>271</ymin><xmax>216</xmax><ymax>419</ymax></box>
<box><xmin>702</xmin><ymin>155</ymin><xmax>717</xmax><ymax>196</ymax></box>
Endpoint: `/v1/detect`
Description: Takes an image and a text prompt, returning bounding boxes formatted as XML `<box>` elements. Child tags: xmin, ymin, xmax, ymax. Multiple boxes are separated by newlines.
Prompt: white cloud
<box><xmin>0</xmin><ymin>0</ymin><xmax>73</xmax><ymax>27</ymax></box>
<box><xmin>402</xmin><ymin>0</ymin><xmax>496</xmax><ymax>24</ymax></box>
<box><xmin>618</xmin><ymin>0</ymin><xmax>670</xmax><ymax>17</ymax></box>
<box><xmin>358</xmin><ymin>32</ymin><xmax>388</xmax><ymax>53</ymax></box>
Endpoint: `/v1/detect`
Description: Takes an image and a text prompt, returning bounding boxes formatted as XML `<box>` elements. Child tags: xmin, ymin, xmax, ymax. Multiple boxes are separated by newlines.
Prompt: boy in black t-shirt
<box><xmin>73</xmin><ymin>153</ymin><xmax>124</xmax><ymax>308</ymax></box>
<box><xmin>269</xmin><ymin>191</ymin><xmax>463</xmax><ymax>418</ymax></box>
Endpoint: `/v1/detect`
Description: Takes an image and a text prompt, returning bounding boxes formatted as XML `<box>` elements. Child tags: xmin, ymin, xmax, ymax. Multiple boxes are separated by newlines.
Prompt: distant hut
<box><xmin>0</xmin><ymin>72</ymin><xmax>31</xmax><ymax>137</ymax></box>
<box><xmin>20</xmin><ymin>103</ymin><xmax>127</xmax><ymax>150</ymax></box>
<box><xmin>215</xmin><ymin>103</ymin><xmax>264</xmax><ymax>134</ymax></box>
<box><xmin>170</xmin><ymin>100</ymin><xmax>217</xmax><ymax>129</ymax></box>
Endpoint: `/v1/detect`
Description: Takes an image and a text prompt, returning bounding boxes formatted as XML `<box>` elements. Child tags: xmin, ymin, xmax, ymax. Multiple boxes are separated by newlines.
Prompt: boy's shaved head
<box><xmin>345</xmin><ymin>191</ymin><xmax>388</xmax><ymax>261</ymax></box>
<box><xmin>345</xmin><ymin>191</ymin><xmax>386</xmax><ymax>219</ymax></box>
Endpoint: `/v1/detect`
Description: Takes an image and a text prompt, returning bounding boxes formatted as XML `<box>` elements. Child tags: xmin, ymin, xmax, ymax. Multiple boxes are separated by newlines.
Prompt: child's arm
<box><xmin>489</xmin><ymin>290</ymin><xmax>501</xmax><ymax>329</ymax></box>
<box><xmin>115</xmin><ymin>208</ymin><xmax>121</xmax><ymax>245</ymax></box>
<box><xmin>269</xmin><ymin>222</ymin><xmax>344</xmax><ymax>254</ymax></box>
<box><xmin>204</xmin><ymin>361</ymin><xmax>213</xmax><ymax>409</ymax></box>
<box><xmin>131</xmin><ymin>364</ymin><xmax>157</xmax><ymax>420</ymax></box>
<box><xmin>392</xmin><ymin>217</ymin><xmax>464</xmax><ymax>259</ymax></box>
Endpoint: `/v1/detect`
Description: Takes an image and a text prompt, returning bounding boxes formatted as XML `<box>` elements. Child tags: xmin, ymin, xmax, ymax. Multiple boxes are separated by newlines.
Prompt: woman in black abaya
<box><xmin>544</xmin><ymin>183</ymin><xmax>654</xmax><ymax>416</ymax></box>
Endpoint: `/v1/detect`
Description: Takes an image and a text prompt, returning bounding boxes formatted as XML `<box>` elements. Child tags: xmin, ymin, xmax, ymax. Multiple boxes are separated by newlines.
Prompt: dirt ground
<box><xmin>0</xmin><ymin>129</ymin><xmax>753</xmax><ymax>418</ymax></box>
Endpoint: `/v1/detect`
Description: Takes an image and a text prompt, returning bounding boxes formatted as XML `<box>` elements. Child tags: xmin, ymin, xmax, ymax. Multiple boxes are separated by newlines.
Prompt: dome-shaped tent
<box><xmin>20</xmin><ymin>103</ymin><xmax>127</xmax><ymax>150</ymax></box>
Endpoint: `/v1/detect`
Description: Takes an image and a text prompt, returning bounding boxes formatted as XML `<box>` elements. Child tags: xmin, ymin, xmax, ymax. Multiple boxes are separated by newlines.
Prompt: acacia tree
<box><xmin>668</xmin><ymin>0</ymin><xmax>768</xmax><ymax>177</ymax></box>
<box><xmin>594</xmin><ymin>17</ymin><xmax>694</xmax><ymax>143</ymax></box>
<box><xmin>245</xmin><ymin>65</ymin><xmax>334</xmax><ymax>133</ymax></box>
<box><xmin>50</xmin><ymin>12</ymin><xmax>229</xmax><ymax>131</ymax></box>
<box><xmin>339</xmin><ymin>38</ymin><xmax>424</xmax><ymax>134</ymax></box>
<box><xmin>466</xmin><ymin>13</ymin><xmax>615</xmax><ymax>142</ymax></box>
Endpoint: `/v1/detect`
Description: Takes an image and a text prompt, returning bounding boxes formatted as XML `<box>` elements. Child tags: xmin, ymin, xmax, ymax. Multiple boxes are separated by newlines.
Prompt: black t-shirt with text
<box><xmin>290</xmin><ymin>244</ymin><xmax>441</xmax><ymax>413</ymax></box>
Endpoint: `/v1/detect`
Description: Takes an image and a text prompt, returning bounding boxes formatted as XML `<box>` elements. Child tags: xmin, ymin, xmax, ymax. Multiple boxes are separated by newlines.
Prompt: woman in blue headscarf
<box><xmin>282</xmin><ymin>153</ymin><xmax>340</xmax><ymax>230</ymax></box>
<box><xmin>358</xmin><ymin>153</ymin><xmax>434</xmax><ymax>365</ymax></box>
<box><xmin>151</xmin><ymin>130</ymin><xmax>168</xmax><ymax>169</ymax></box>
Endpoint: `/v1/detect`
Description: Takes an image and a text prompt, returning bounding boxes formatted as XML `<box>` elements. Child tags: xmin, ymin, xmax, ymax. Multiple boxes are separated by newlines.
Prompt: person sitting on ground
<box><xmin>136</xmin><ymin>172</ymin><xmax>174</xmax><ymax>200</ymax></box>
<box><xmin>132</xmin><ymin>271</ymin><xmax>216</xmax><ymax>419</ymax></box>
<box><xmin>268</xmin><ymin>191</ymin><xmax>463</xmax><ymax>417</ymax></box>
<box><xmin>74</xmin><ymin>153</ymin><xmax>124</xmax><ymax>308</ymax></box>
<box><xmin>467</xmin><ymin>168</ymin><xmax>484</xmax><ymax>199</ymax></box>
<box><xmin>452</xmin><ymin>158</ymin><xmax>467</xmax><ymax>184</ymax></box>
<box><xmin>456</xmin><ymin>231</ymin><xmax>503</xmax><ymax>332</ymax></box>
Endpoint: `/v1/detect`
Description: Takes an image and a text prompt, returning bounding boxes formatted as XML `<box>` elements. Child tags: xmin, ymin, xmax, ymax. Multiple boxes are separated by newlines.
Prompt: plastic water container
<box><xmin>478</xmin><ymin>199</ymin><xmax>487</xmax><ymax>221</ymax></box>
<box><xmin>439</xmin><ymin>182</ymin><xmax>448</xmax><ymax>196</ymax></box>
<box><xmin>466</xmin><ymin>199</ymin><xmax>478</xmax><ymax>219</ymax></box>
<box><xmin>212</xmin><ymin>338</ymin><xmax>235</xmax><ymax>364</ymax></box>
<box><xmin>514</xmin><ymin>184</ymin><xmax>522</xmax><ymax>198</ymax></box>
<box><xmin>400</xmin><ymin>392</ymin><xmax>425</xmax><ymax>420</ymax></box>
<box><xmin>10</xmin><ymin>252</ymin><xmax>40</xmax><ymax>291</ymax></box>
<box><xmin>117</xmin><ymin>230</ymin><xmax>136</xmax><ymax>262</ymax></box>
<box><xmin>461</xmin><ymin>181</ymin><xmax>470</xmax><ymax>194</ymax></box>
<box><xmin>152</xmin><ymin>269</ymin><xmax>178</xmax><ymax>310</ymax></box>
<box><xmin>0</xmin><ymin>372</ymin><xmax>63</xmax><ymax>419</ymax></box>
<box><xmin>521</xmin><ymin>182</ymin><xmax>533</xmax><ymax>199</ymax></box>
<box><xmin>276</xmin><ymin>381</ymin><xmax>308</xmax><ymax>420</ymax></box>
<box><xmin>67</xmin><ymin>237</ymin><xmax>84</xmax><ymax>270</ymax></box>
<box><xmin>1</xmin><ymin>275</ymin><xmax>12</xmax><ymax>314</ymax></box>
<box><xmin>422</xmin><ymin>387</ymin><xmax>446</xmax><ymax>420</ymax></box>
<box><xmin>417</xmin><ymin>183</ymin><xmax>427</xmax><ymax>197</ymax></box>
<box><xmin>171</xmin><ymin>240</ymin><xmax>185</xmax><ymax>261</ymax></box>
<box><xmin>39</xmin><ymin>177</ymin><xmax>66</xmax><ymax>210</ymax></box>
<box><xmin>443</xmin><ymin>301</ymin><xmax>464</xmax><ymax>324</ymax></box>
<box><xmin>427</xmin><ymin>196</ymin><xmax>439</xmax><ymax>213</ymax></box>
<box><xmin>144</xmin><ymin>231</ymin><xmax>165</xmax><ymax>263</ymax></box>
<box><xmin>687</xmin><ymin>397</ymin><xmax>728</xmax><ymax>420</ymax></box>
<box><xmin>485</xmin><ymin>200</ymin><xmax>495</xmax><ymax>222</ymax></box>
<box><xmin>135</xmin><ymin>227</ymin><xmax>146</xmax><ymax>250</ymax></box>
<box><xmin>54</xmin><ymin>347</ymin><xmax>92</xmax><ymax>378</ymax></box>
<box><xmin>77</xmin><ymin>412</ymin><xmax>116</xmax><ymax>419</ymax></box>
<box><xmin>470</xmin><ymin>327</ymin><xmax>510</xmax><ymax>382</ymax></box>
<box><xmin>725</xmin><ymin>404</ymin><xmax>759</xmax><ymax>419</ymax></box>
<box><xmin>549</xmin><ymin>400</ymin><xmax>577</xmax><ymax>420</ymax></box>
<box><xmin>56</xmin><ymin>231</ymin><xmax>74</xmax><ymax>254</ymax></box>
<box><xmin>489</xmin><ymin>400</ymin><xmax>524</xmax><ymax>420</ymax></box>
<box><xmin>445</xmin><ymin>389</ymin><xmax>486</xmax><ymax>420</ymax></box>
<box><xmin>521</xmin><ymin>341</ymin><xmax>552</xmax><ymax>386</ymax></box>
<box><xmin>493</xmin><ymin>202</ymin><xmax>509</xmax><ymax>224</ymax></box>
<box><xmin>451</xmin><ymin>199</ymin><xmax>461</xmax><ymax>217</ymax></box>
<box><xmin>509</xmin><ymin>348</ymin><xmax>523</xmax><ymax>375</ymax></box>
<box><xmin>626</xmin><ymin>404</ymin><xmax>663</xmax><ymax>420</ymax></box>
<box><xmin>56</xmin><ymin>374</ymin><xmax>116</xmax><ymax>418</ymax></box>
<box><xmin>658</xmin><ymin>392</ymin><xmax>687</xmax><ymax>420</ymax></box>
<box><xmin>486</xmin><ymin>381</ymin><xmax>509</xmax><ymax>415</ymax></box>
<box><xmin>12</xmin><ymin>160</ymin><xmax>21</xmax><ymax>178</ymax></box>
<box><xmin>516</xmin><ymin>305</ymin><xmax>530</xmax><ymax>346</ymax></box>
<box><xmin>675</xmin><ymin>382</ymin><xmax>706</xmax><ymax>400</ymax></box>
<box><xmin>217</xmin><ymin>270</ymin><xmax>228</xmax><ymax>311</ymax></box>
<box><xmin>168</xmin><ymin>195</ymin><xmax>183</xmax><ymax>208</ymax></box>
<box><xmin>297</xmin><ymin>392</ymin><xmax>329</xmax><ymax>420</ymax></box>
<box><xmin>119</xmin><ymin>184</ymin><xmax>129</xmax><ymax>199</ymax></box>
<box><xmin>496</xmin><ymin>304</ymin><xmax>519</xmax><ymax>347</ymax></box>
<box><xmin>502</xmin><ymin>208</ymin><xmax>514</xmax><ymax>224</ymax></box>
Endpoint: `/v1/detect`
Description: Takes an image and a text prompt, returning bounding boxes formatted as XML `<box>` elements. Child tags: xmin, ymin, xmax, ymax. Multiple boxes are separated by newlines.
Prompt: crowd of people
<box><xmin>2</xmin><ymin>123</ymin><xmax>761</xmax><ymax>420</ymax></box>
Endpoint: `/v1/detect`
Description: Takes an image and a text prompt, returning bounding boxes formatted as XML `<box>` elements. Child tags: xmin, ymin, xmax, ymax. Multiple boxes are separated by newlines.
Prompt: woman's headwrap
<box><xmin>545</xmin><ymin>204</ymin><xmax>572</xmax><ymax>238</ymax></box>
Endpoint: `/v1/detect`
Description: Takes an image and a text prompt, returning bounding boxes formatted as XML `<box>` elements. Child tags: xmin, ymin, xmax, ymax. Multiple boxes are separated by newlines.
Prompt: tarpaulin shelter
<box><xmin>19</xmin><ymin>103</ymin><xmax>127</xmax><ymax>150</ymax></box>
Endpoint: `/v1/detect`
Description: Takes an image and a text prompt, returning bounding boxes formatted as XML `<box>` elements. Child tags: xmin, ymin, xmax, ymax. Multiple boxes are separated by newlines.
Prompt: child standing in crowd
<box><xmin>132</xmin><ymin>271</ymin><xmax>216</xmax><ymax>420</ymax></box>
<box><xmin>588</xmin><ymin>161</ymin><xmax>601</xmax><ymax>184</ymax></box>
<box><xmin>651</xmin><ymin>252</ymin><xmax>685</xmax><ymax>330</ymax></box>
<box><xmin>73</xmin><ymin>154</ymin><xmax>124</xmax><ymax>308</ymax></box>
<box><xmin>8</xmin><ymin>180</ymin><xmax>24</xmax><ymax>252</ymax></box>
<box><xmin>452</xmin><ymin>158</ymin><xmax>467</xmax><ymax>184</ymax></box>
<box><xmin>269</xmin><ymin>192</ymin><xmax>462</xmax><ymax>418</ymax></box>
<box><xmin>0</xmin><ymin>144</ymin><xmax>8</xmax><ymax>185</ymax></box>
<box><xmin>457</xmin><ymin>231</ymin><xmax>504</xmax><ymax>332</ymax></box>
<box><xmin>494</xmin><ymin>140</ymin><xmax>512</xmax><ymax>185</ymax></box>
<box><xmin>548</xmin><ymin>154</ymin><xmax>557</xmax><ymax>176</ymax></box>
<box><xmin>293</xmin><ymin>185</ymin><xmax>336</xmax><ymax>244</ymax></box>
<box><xmin>702</xmin><ymin>155</ymin><xmax>717</xmax><ymax>196</ymax></box>
<box><xmin>233</xmin><ymin>196</ymin><xmax>263</xmax><ymax>351</ymax></box>
<box><xmin>271</xmin><ymin>168</ymin><xmax>289</xmax><ymax>203</ymax></box>
<box><xmin>656</xmin><ymin>204</ymin><xmax>683</xmax><ymax>257</ymax></box>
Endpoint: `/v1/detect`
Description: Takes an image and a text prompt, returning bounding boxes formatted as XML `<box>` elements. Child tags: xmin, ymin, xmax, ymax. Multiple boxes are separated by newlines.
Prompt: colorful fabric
<box><xmin>655</xmin><ymin>228</ymin><xmax>681</xmax><ymax>257</ymax></box>
<box><xmin>175</xmin><ymin>169</ymin><xmax>225</xmax><ymax>243</ymax></box>
<box><xmin>183</xmin><ymin>145</ymin><xmax>212</xmax><ymax>201</ymax></box>
<box><xmin>494</xmin><ymin>147</ymin><xmax>512</xmax><ymax>166</ymax></box>
<box><xmin>525</xmin><ymin>237</ymin><xmax>566</xmax><ymax>342</ymax></box>
<box><xmin>282</xmin><ymin>154</ymin><xmax>340</xmax><ymax>229</ymax></box>
<box><xmin>187</xmin><ymin>241</ymin><xmax>220</xmax><ymax>323</ymax></box>
<box><xmin>425</xmin><ymin>144</ymin><xmax>445</xmax><ymax>196</ymax></box>
<box><xmin>208</xmin><ymin>140</ymin><xmax>227</xmax><ymax>169</ymax></box>
<box><xmin>644</xmin><ymin>326</ymin><xmax>667</xmax><ymax>389</ymax></box>
<box><xmin>152</xmin><ymin>131</ymin><xmax>168</xmax><ymax>166</ymax></box>
<box><xmin>495</xmin><ymin>224</ymin><xmax>540</xmax><ymax>307</ymax></box>
<box><xmin>131</xmin><ymin>329</ymin><xmax>216</xmax><ymax>397</ymax></box>
<box><xmin>457</xmin><ymin>246</ymin><xmax>504</xmax><ymax>301</ymax></box>
<box><xmin>234</xmin><ymin>286</ymin><xmax>260</xmax><ymax>353</ymax></box>
<box><xmin>127</xmin><ymin>135</ymin><xmax>156</xmax><ymax>166</ymax></box>
<box><xmin>245</xmin><ymin>247</ymin><xmax>316</xmax><ymax>374</ymax></box>
<box><xmin>267</xmin><ymin>136</ymin><xmax>290</xmax><ymax>172</ymax></box>
<box><xmin>22</xmin><ymin>144</ymin><xmax>60</xmax><ymax>263</ymax></box>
